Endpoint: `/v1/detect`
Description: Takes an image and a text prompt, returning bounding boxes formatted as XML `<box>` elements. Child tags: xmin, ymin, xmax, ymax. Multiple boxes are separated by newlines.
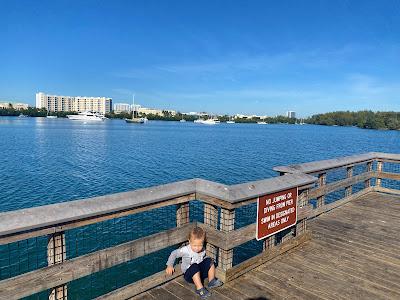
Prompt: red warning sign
<box><xmin>256</xmin><ymin>187</ymin><xmax>298</xmax><ymax>241</ymax></box>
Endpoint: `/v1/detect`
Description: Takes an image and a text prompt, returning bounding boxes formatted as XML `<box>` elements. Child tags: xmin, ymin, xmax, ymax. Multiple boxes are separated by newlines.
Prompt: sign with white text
<box><xmin>256</xmin><ymin>187</ymin><xmax>298</xmax><ymax>241</ymax></box>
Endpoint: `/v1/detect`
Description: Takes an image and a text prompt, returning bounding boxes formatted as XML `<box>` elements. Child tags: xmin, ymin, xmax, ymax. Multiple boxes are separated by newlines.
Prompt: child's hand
<box><xmin>166</xmin><ymin>266</ymin><xmax>175</xmax><ymax>275</ymax></box>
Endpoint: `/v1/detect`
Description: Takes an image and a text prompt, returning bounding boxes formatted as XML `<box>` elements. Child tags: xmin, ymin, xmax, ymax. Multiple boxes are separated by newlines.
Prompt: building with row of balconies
<box><xmin>36</xmin><ymin>92</ymin><xmax>112</xmax><ymax>114</ymax></box>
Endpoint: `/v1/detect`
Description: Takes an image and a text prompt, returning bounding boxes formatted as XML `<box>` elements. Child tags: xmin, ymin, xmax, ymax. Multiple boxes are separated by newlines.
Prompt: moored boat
<box><xmin>67</xmin><ymin>111</ymin><xmax>106</xmax><ymax>121</ymax></box>
<box><xmin>125</xmin><ymin>94</ymin><xmax>148</xmax><ymax>124</ymax></box>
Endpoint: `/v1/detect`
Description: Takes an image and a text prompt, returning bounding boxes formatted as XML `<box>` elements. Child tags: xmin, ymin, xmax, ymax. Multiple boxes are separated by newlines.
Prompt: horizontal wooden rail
<box><xmin>273</xmin><ymin>153</ymin><xmax>376</xmax><ymax>174</ymax></box>
<box><xmin>199</xmin><ymin>205</ymin><xmax>312</xmax><ymax>250</ymax></box>
<box><xmin>274</xmin><ymin>152</ymin><xmax>400</xmax><ymax>175</ymax></box>
<box><xmin>374</xmin><ymin>186</ymin><xmax>400</xmax><ymax>196</ymax></box>
<box><xmin>377</xmin><ymin>172</ymin><xmax>400</xmax><ymax>181</ymax></box>
<box><xmin>0</xmin><ymin>194</ymin><xmax>196</xmax><ymax>245</ymax></box>
<box><xmin>308</xmin><ymin>172</ymin><xmax>374</xmax><ymax>199</ymax></box>
<box><xmin>0</xmin><ymin>175</ymin><xmax>316</xmax><ymax>243</ymax></box>
<box><xmin>0</xmin><ymin>224</ymin><xmax>194</xmax><ymax>299</ymax></box>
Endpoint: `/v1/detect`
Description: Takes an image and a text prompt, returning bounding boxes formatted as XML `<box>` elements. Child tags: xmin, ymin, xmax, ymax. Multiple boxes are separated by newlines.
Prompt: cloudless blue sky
<box><xmin>1</xmin><ymin>0</ymin><xmax>400</xmax><ymax>116</ymax></box>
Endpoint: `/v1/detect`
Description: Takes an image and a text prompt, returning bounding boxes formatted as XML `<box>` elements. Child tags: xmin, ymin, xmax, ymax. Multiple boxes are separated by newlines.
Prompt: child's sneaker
<box><xmin>208</xmin><ymin>278</ymin><xmax>223</xmax><ymax>288</ymax></box>
<box><xmin>195</xmin><ymin>287</ymin><xmax>211</xmax><ymax>299</ymax></box>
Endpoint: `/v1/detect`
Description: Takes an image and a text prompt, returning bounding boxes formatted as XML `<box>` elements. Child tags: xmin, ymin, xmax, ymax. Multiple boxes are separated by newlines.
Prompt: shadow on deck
<box><xmin>135</xmin><ymin>191</ymin><xmax>400</xmax><ymax>300</ymax></box>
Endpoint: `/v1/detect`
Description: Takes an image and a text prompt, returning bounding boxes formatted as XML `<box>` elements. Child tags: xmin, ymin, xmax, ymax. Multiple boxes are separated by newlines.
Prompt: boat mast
<box><xmin>132</xmin><ymin>94</ymin><xmax>137</xmax><ymax>119</ymax></box>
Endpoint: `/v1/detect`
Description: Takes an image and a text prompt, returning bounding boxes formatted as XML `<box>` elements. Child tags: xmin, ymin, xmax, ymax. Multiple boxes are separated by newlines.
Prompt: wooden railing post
<box><xmin>365</xmin><ymin>161</ymin><xmax>373</xmax><ymax>188</ymax></box>
<box><xmin>263</xmin><ymin>235</ymin><xmax>276</xmax><ymax>250</ymax></box>
<box><xmin>298</xmin><ymin>187</ymin><xmax>309</xmax><ymax>208</ymax></box>
<box><xmin>317</xmin><ymin>173</ymin><xmax>326</xmax><ymax>207</ymax></box>
<box><xmin>176</xmin><ymin>203</ymin><xmax>189</xmax><ymax>227</ymax></box>
<box><xmin>295</xmin><ymin>187</ymin><xmax>309</xmax><ymax>237</ymax></box>
<box><xmin>376</xmin><ymin>161</ymin><xmax>383</xmax><ymax>187</ymax></box>
<box><xmin>204</xmin><ymin>204</ymin><xmax>218</xmax><ymax>261</ymax></box>
<box><xmin>345</xmin><ymin>166</ymin><xmax>353</xmax><ymax>197</ymax></box>
<box><xmin>48</xmin><ymin>232</ymin><xmax>67</xmax><ymax>300</ymax></box>
<box><xmin>218</xmin><ymin>208</ymin><xmax>235</xmax><ymax>271</ymax></box>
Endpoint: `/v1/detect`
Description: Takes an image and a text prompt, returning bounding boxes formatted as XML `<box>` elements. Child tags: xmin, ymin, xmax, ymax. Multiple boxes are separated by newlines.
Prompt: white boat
<box><xmin>67</xmin><ymin>111</ymin><xmax>106</xmax><ymax>121</ymax></box>
<box><xmin>125</xmin><ymin>117</ymin><xmax>148</xmax><ymax>124</ymax></box>
<box><xmin>18</xmin><ymin>113</ymin><xmax>28</xmax><ymax>118</ymax></box>
<box><xmin>46</xmin><ymin>115</ymin><xmax>58</xmax><ymax>119</ymax></box>
<box><xmin>257</xmin><ymin>121</ymin><xmax>267</xmax><ymax>125</ymax></box>
<box><xmin>180</xmin><ymin>119</ymin><xmax>186</xmax><ymax>122</ymax></box>
<box><xmin>201</xmin><ymin>119</ymin><xmax>220</xmax><ymax>125</ymax></box>
<box><xmin>194</xmin><ymin>119</ymin><xmax>204</xmax><ymax>123</ymax></box>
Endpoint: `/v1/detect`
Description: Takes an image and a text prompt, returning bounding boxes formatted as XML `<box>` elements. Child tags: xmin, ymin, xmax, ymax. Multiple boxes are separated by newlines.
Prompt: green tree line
<box><xmin>306</xmin><ymin>111</ymin><xmax>400</xmax><ymax>130</ymax></box>
<box><xmin>0</xmin><ymin>107</ymin><xmax>78</xmax><ymax>117</ymax></box>
<box><xmin>107</xmin><ymin>110</ymin><xmax>298</xmax><ymax>124</ymax></box>
<box><xmin>0</xmin><ymin>107</ymin><xmax>47</xmax><ymax>117</ymax></box>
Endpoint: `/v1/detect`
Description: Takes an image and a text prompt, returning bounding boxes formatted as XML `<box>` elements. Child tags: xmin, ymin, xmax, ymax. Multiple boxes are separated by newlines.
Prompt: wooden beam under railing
<box><xmin>0</xmin><ymin>224</ymin><xmax>194</xmax><ymax>299</ymax></box>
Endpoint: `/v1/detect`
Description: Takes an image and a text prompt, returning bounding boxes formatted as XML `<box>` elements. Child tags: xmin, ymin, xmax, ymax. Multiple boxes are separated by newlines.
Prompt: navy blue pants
<box><xmin>184</xmin><ymin>257</ymin><xmax>213</xmax><ymax>283</ymax></box>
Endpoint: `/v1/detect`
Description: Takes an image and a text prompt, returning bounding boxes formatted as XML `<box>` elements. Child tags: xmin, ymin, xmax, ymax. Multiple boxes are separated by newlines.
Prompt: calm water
<box><xmin>0</xmin><ymin>117</ymin><xmax>399</xmax><ymax>212</ymax></box>
<box><xmin>1</xmin><ymin>117</ymin><xmax>400</xmax><ymax>299</ymax></box>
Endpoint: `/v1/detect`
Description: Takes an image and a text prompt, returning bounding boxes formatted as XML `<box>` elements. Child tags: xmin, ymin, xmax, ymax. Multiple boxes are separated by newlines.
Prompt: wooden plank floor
<box><xmin>134</xmin><ymin>192</ymin><xmax>400</xmax><ymax>300</ymax></box>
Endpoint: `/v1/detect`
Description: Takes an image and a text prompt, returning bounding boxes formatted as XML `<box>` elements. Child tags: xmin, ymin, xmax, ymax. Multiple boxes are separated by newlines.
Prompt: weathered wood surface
<box><xmin>198</xmin><ymin>204</ymin><xmax>311</xmax><ymax>250</ymax></box>
<box><xmin>0</xmin><ymin>194</ymin><xmax>196</xmax><ymax>245</ymax></box>
<box><xmin>274</xmin><ymin>151</ymin><xmax>400</xmax><ymax>174</ymax></box>
<box><xmin>134</xmin><ymin>191</ymin><xmax>400</xmax><ymax>300</ymax></box>
<box><xmin>0</xmin><ymin>175</ymin><xmax>316</xmax><ymax>242</ymax></box>
<box><xmin>273</xmin><ymin>152</ymin><xmax>377</xmax><ymax>174</ymax></box>
<box><xmin>0</xmin><ymin>224</ymin><xmax>194</xmax><ymax>299</ymax></box>
<box><xmin>308</xmin><ymin>171</ymin><xmax>374</xmax><ymax>199</ymax></box>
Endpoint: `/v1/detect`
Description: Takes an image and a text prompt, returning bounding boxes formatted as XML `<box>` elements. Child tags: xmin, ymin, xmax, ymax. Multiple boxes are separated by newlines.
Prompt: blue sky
<box><xmin>1</xmin><ymin>0</ymin><xmax>399</xmax><ymax>116</ymax></box>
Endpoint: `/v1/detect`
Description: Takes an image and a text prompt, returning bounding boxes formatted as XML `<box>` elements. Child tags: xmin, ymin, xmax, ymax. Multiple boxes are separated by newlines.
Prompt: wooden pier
<box><xmin>0</xmin><ymin>152</ymin><xmax>399</xmax><ymax>299</ymax></box>
<box><xmin>137</xmin><ymin>191</ymin><xmax>400</xmax><ymax>300</ymax></box>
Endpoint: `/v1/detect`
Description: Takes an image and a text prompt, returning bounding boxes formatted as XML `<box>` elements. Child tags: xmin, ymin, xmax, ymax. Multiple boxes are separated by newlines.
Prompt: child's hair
<box><xmin>188</xmin><ymin>226</ymin><xmax>206</xmax><ymax>241</ymax></box>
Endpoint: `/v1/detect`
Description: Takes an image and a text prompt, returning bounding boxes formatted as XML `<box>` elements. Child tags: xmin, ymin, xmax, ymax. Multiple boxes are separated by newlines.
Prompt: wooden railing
<box><xmin>274</xmin><ymin>152</ymin><xmax>400</xmax><ymax>218</ymax></box>
<box><xmin>0</xmin><ymin>152</ymin><xmax>399</xmax><ymax>299</ymax></box>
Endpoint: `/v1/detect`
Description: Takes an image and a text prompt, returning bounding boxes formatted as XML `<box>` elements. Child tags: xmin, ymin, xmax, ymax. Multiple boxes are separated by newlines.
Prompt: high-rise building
<box><xmin>35</xmin><ymin>92</ymin><xmax>112</xmax><ymax>114</ymax></box>
<box><xmin>113</xmin><ymin>103</ymin><xmax>132</xmax><ymax>113</ymax></box>
<box><xmin>287</xmin><ymin>111</ymin><xmax>296</xmax><ymax>118</ymax></box>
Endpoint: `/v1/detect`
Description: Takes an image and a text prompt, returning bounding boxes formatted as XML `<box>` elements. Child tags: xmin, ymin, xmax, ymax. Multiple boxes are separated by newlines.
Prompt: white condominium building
<box><xmin>36</xmin><ymin>92</ymin><xmax>112</xmax><ymax>114</ymax></box>
<box><xmin>113</xmin><ymin>103</ymin><xmax>132</xmax><ymax>113</ymax></box>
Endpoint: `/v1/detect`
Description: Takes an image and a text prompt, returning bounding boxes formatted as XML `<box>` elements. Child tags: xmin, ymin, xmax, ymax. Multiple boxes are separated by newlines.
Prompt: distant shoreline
<box><xmin>1</xmin><ymin>108</ymin><xmax>399</xmax><ymax>130</ymax></box>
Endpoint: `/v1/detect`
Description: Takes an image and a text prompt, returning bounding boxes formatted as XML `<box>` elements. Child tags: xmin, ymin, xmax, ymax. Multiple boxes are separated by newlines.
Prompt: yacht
<box><xmin>201</xmin><ymin>118</ymin><xmax>220</xmax><ymax>125</ymax></box>
<box><xmin>194</xmin><ymin>119</ymin><xmax>204</xmax><ymax>123</ymax></box>
<box><xmin>257</xmin><ymin>121</ymin><xmax>268</xmax><ymax>125</ymax></box>
<box><xmin>18</xmin><ymin>113</ymin><xmax>28</xmax><ymax>118</ymax></box>
<box><xmin>67</xmin><ymin>111</ymin><xmax>106</xmax><ymax>121</ymax></box>
<box><xmin>180</xmin><ymin>119</ymin><xmax>186</xmax><ymax>122</ymax></box>
<box><xmin>202</xmin><ymin>119</ymin><xmax>216</xmax><ymax>125</ymax></box>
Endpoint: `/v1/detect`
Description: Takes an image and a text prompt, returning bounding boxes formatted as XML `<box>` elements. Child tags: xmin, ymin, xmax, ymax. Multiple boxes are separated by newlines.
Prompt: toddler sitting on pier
<box><xmin>166</xmin><ymin>226</ymin><xmax>223</xmax><ymax>298</ymax></box>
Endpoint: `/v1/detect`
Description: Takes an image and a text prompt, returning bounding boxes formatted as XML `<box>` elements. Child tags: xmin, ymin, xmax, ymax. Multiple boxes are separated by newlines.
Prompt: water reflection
<box><xmin>0</xmin><ymin>118</ymin><xmax>399</xmax><ymax>211</ymax></box>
